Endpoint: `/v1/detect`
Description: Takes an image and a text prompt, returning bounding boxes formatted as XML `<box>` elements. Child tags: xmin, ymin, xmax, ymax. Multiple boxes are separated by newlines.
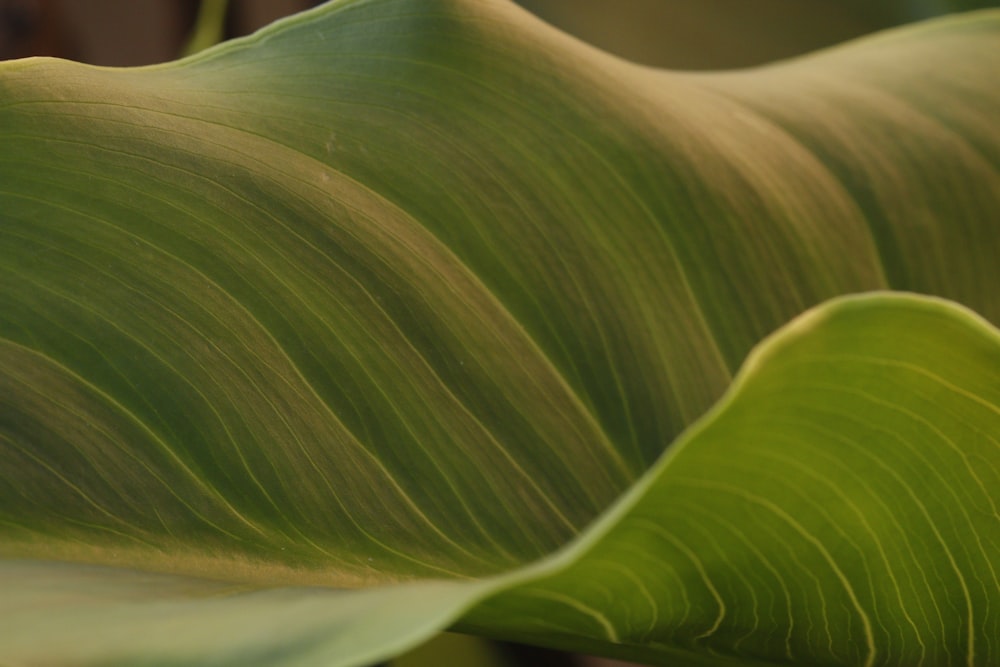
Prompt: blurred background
<box><xmin>1</xmin><ymin>0</ymin><xmax>996</xmax><ymax>68</ymax></box>
<box><xmin>0</xmin><ymin>0</ymin><xmax>994</xmax><ymax>665</ymax></box>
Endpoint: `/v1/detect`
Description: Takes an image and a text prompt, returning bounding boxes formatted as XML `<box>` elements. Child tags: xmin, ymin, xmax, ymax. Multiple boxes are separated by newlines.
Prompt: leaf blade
<box><xmin>1</xmin><ymin>1</ymin><xmax>999</xmax><ymax>665</ymax></box>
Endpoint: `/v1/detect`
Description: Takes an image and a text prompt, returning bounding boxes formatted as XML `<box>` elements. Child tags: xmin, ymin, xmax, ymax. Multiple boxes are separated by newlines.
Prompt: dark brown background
<box><xmin>0</xmin><ymin>0</ymin><xmax>976</xmax><ymax>69</ymax></box>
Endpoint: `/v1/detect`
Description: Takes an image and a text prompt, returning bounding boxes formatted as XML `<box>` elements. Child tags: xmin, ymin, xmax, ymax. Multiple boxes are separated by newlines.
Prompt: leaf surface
<box><xmin>0</xmin><ymin>0</ymin><xmax>998</xmax><ymax>664</ymax></box>
<box><xmin>3</xmin><ymin>295</ymin><xmax>997</xmax><ymax>666</ymax></box>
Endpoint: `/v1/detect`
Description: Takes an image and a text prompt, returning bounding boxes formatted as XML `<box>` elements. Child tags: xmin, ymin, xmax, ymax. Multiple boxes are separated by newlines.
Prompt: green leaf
<box><xmin>462</xmin><ymin>294</ymin><xmax>1000</xmax><ymax>666</ymax></box>
<box><xmin>0</xmin><ymin>561</ymin><xmax>493</xmax><ymax>667</ymax></box>
<box><xmin>3</xmin><ymin>294</ymin><xmax>997</xmax><ymax>666</ymax></box>
<box><xmin>1</xmin><ymin>0</ymin><xmax>998</xmax><ymax>664</ymax></box>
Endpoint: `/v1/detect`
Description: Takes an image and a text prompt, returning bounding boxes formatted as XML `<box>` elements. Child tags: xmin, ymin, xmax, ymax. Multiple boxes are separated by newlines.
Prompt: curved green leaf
<box><xmin>1</xmin><ymin>0</ymin><xmax>998</xmax><ymax>664</ymax></box>
<box><xmin>463</xmin><ymin>294</ymin><xmax>1000</xmax><ymax>666</ymax></box>
<box><xmin>3</xmin><ymin>294</ymin><xmax>997</xmax><ymax>666</ymax></box>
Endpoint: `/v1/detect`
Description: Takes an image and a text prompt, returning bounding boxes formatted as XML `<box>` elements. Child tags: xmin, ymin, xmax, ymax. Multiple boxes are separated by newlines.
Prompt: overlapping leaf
<box><xmin>0</xmin><ymin>0</ymin><xmax>998</xmax><ymax>665</ymax></box>
<box><xmin>464</xmin><ymin>295</ymin><xmax>1000</xmax><ymax>666</ymax></box>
